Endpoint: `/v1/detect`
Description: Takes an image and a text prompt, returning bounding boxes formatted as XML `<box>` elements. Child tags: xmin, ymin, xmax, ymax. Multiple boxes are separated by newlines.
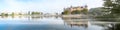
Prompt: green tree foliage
<box><xmin>104</xmin><ymin>0</ymin><xmax>120</xmax><ymax>15</ymax></box>
<box><xmin>71</xmin><ymin>10</ymin><xmax>81</xmax><ymax>14</ymax></box>
<box><xmin>11</xmin><ymin>12</ymin><xmax>15</xmax><ymax>16</ymax></box>
<box><xmin>1</xmin><ymin>13</ymin><xmax>8</xmax><ymax>16</ymax></box>
<box><xmin>104</xmin><ymin>0</ymin><xmax>113</xmax><ymax>7</ymax></box>
<box><xmin>31</xmin><ymin>12</ymin><xmax>40</xmax><ymax>15</ymax></box>
<box><xmin>1</xmin><ymin>13</ymin><xmax>5</xmax><ymax>16</ymax></box>
<box><xmin>81</xmin><ymin>9</ymin><xmax>88</xmax><ymax>14</ymax></box>
<box><xmin>89</xmin><ymin>7</ymin><xmax>110</xmax><ymax>16</ymax></box>
<box><xmin>95</xmin><ymin>0</ymin><xmax>120</xmax><ymax>21</ymax></box>
<box><xmin>62</xmin><ymin>10</ymin><xmax>70</xmax><ymax>15</ymax></box>
<box><xmin>4</xmin><ymin>13</ymin><xmax>8</xmax><ymax>16</ymax></box>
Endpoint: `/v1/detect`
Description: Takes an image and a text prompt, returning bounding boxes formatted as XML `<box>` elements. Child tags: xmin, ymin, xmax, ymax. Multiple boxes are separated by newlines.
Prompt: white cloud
<box><xmin>0</xmin><ymin>0</ymin><xmax>103</xmax><ymax>13</ymax></box>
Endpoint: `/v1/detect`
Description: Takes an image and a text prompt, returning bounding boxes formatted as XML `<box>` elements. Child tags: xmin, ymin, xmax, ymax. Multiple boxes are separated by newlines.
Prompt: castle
<box><xmin>64</xmin><ymin>5</ymin><xmax>88</xmax><ymax>12</ymax></box>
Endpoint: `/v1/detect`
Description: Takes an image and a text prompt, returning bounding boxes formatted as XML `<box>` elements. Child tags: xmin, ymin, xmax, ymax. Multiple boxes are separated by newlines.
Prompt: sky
<box><xmin>0</xmin><ymin>0</ymin><xmax>103</xmax><ymax>13</ymax></box>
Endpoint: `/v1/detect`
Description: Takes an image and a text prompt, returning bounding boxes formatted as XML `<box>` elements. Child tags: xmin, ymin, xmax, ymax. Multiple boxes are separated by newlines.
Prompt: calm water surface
<box><xmin>0</xmin><ymin>16</ymin><xmax>119</xmax><ymax>30</ymax></box>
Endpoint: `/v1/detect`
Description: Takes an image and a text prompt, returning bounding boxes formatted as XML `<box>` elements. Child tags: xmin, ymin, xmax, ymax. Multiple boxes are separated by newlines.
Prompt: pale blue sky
<box><xmin>0</xmin><ymin>0</ymin><xmax>103</xmax><ymax>13</ymax></box>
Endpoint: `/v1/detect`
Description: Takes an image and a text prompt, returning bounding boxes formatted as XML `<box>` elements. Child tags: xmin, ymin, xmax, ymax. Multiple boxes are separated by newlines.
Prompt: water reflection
<box><xmin>62</xmin><ymin>17</ymin><xmax>89</xmax><ymax>28</ymax></box>
<box><xmin>0</xmin><ymin>16</ymin><xmax>119</xmax><ymax>30</ymax></box>
<box><xmin>102</xmin><ymin>23</ymin><xmax>120</xmax><ymax>30</ymax></box>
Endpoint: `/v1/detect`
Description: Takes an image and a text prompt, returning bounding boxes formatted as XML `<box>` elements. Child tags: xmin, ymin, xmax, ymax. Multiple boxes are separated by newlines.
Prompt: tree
<box><xmin>71</xmin><ymin>10</ymin><xmax>81</xmax><ymax>14</ymax></box>
<box><xmin>62</xmin><ymin>10</ymin><xmax>70</xmax><ymax>15</ymax></box>
<box><xmin>31</xmin><ymin>12</ymin><xmax>40</xmax><ymax>15</ymax></box>
<box><xmin>104</xmin><ymin>0</ymin><xmax>113</xmax><ymax>7</ymax></box>
<box><xmin>1</xmin><ymin>13</ymin><xmax>8</xmax><ymax>16</ymax></box>
<box><xmin>81</xmin><ymin>9</ymin><xmax>88</xmax><ymax>14</ymax></box>
<box><xmin>95</xmin><ymin>0</ymin><xmax>120</xmax><ymax>21</ymax></box>
<box><xmin>1</xmin><ymin>13</ymin><xmax>5</xmax><ymax>16</ymax></box>
<box><xmin>11</xmin><ymin>12</ymin><xmax>15</xmax><ymax>16</ymax></box>
<box><xmin>89</xmin><ymin>7</ymin><xmax>110</xmax><ymax>16</ymax></box>
<box><xmin>104</xmin><ymin>0</ymin><xmax>120</xmax><ymax>15</ymax></box>
<box><xmin>4</xmin><ymin>13</ymin><xmax>8</xmax><ymax>16</ymax></box>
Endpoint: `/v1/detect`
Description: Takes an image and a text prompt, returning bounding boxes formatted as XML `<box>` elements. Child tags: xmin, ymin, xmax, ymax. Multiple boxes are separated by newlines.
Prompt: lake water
<box><xmin>0</xmin><ymin>16</ymin><xmax>119</xmax><ymax>30</ymax></box>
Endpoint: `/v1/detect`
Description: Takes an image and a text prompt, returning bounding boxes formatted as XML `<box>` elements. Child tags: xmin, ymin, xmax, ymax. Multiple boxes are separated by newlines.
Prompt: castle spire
<box><xmin>85</xmin><ymin>5</ymin><xmax>88</xmax><ymax>8</ymax></box>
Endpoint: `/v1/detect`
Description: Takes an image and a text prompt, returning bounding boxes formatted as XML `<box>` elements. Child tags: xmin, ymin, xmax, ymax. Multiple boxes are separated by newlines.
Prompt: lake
<box><xmin>0</xmin><ymin>16</ymin><xmax>119</xmax><ymax>30</ymax></box>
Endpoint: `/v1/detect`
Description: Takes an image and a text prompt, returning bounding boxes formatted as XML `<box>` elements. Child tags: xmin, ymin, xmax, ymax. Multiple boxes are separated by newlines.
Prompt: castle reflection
<box><xmin>62</xmin><ymin>17</ymin><xmax>89</xmax><ymax>28</ymax></box>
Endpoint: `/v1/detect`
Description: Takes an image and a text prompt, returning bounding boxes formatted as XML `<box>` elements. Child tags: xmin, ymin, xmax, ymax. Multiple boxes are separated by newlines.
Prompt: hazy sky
<box><xmin>0</xmin><ymin>0</ymin><xmax>103</xmax><ymax>13</ymax></box>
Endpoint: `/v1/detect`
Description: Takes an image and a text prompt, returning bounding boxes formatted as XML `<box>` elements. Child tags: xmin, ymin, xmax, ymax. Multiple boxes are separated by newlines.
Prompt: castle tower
<box><xmin>84</xmin><ymin>5</ymin><xmax>88</xmax><ymax>8</ymax></box>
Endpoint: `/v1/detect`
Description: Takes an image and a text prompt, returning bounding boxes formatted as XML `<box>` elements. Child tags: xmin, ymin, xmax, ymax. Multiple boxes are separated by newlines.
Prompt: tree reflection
<box><xmin>105</xmin><ymin>23</ymin><xmax>120</xmax><ymax>30</ymax></box>
<box><xmin>94</xmin><ymin>15</ymin><xmax>120</xmax><ymax>30</ymax></box>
